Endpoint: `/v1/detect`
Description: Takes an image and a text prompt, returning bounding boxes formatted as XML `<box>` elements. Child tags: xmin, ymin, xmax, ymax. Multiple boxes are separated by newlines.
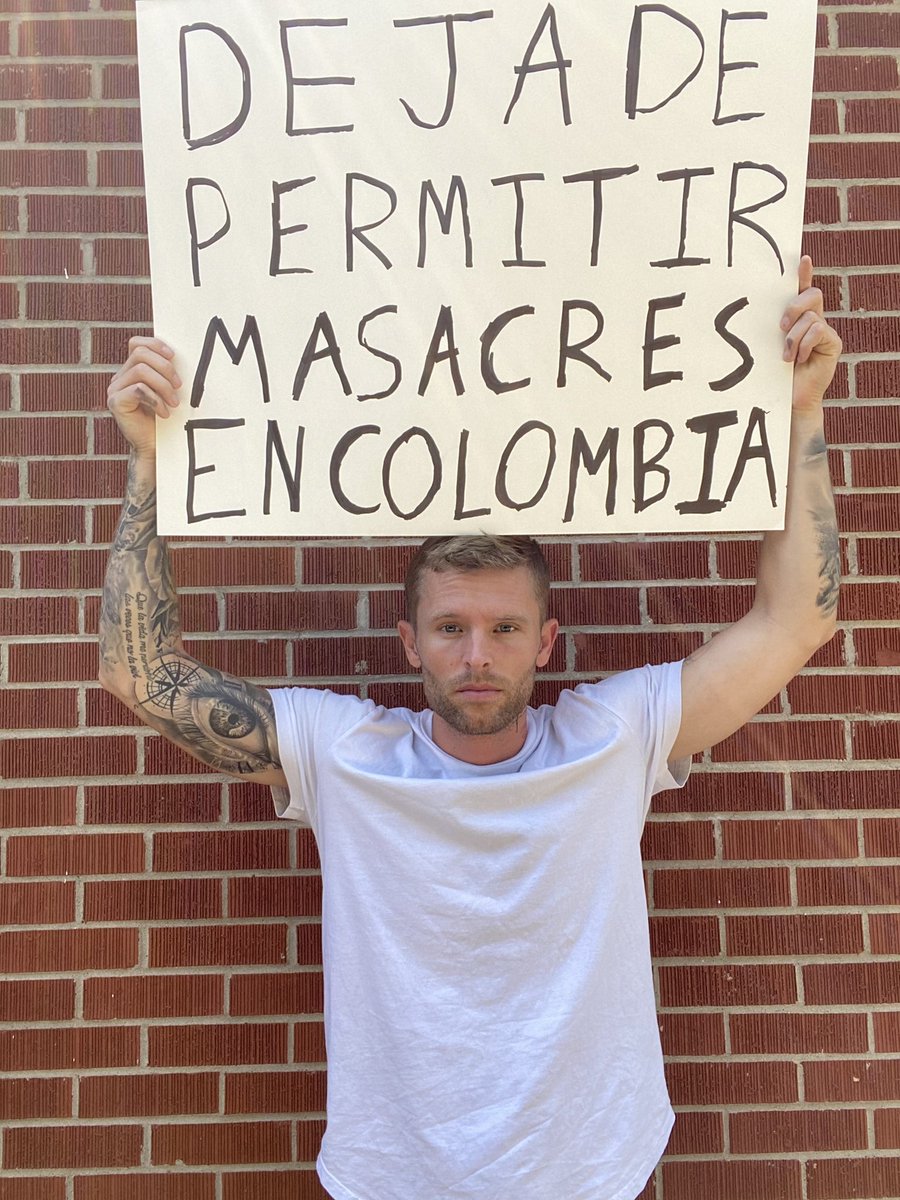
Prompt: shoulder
<box><xmin>547</xmin><ymin>662</ymin><xmax>684</xmax><ymax>733</ymax></box>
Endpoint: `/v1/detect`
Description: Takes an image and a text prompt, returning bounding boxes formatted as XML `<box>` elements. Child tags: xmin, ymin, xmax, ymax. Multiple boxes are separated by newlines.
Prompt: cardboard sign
<box><xmin>135</xmin><ymin>0</ymin><xmax>818</xmax><ymax>535</ymax></box>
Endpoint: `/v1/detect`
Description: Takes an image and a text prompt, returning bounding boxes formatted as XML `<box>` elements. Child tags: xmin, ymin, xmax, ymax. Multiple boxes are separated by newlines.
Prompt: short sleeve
<box><xmin>268</xmin><ymin>687</ymin><xmax>376</xmax><ymax>829</ymax></box>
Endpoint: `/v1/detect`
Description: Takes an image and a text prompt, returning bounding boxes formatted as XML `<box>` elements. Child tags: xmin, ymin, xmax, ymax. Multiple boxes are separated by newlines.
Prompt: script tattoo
<box><xmin>804</xmin><ymin>433</ymin><xmax>841</xmax><ymax>620</ymax></box>
<box><xmin>99</xmin><ymin>456</ymin><xmax>281</xmax><ymax>776</ymax></box>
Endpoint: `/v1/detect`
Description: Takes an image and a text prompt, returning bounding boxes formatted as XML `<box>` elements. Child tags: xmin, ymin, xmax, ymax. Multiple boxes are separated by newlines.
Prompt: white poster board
<box><xmin>136</xmin><ymin>0</ymin><xmax>818</xmax><ymax>536</ymax></box>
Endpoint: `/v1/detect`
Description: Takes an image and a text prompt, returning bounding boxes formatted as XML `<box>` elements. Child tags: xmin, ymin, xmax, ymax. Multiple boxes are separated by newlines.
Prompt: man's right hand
<box><xmin>107</xmin><ymin>336</ymin><xmax>181</xmax><ymax>459</ymax></box>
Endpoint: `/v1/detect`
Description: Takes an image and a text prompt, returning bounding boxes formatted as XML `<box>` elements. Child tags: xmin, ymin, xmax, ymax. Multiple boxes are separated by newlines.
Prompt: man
<box><xmin>100</xmin><ymin>257</ymin><xmax>841</xmax><ymax>1200</ymax></box>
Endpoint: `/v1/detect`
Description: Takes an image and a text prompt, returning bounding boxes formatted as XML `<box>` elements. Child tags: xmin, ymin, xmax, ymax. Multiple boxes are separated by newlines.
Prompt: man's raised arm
<box><xmin>670</xmin><ymin>257</ymin><xmax>843</xmax><ymax>762</ymax></box>
<box><xmin>98</xmin><ymin>337</ymin><xmax>287</xmax><ymax>785</ymax></box>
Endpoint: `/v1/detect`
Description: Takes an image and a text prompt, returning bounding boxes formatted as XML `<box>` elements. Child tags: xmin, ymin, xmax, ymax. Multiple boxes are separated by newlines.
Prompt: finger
<box><xmin>781</xmin><ymin>286</ymin><xmax>824</xmax><ymax>332</ymax></box>
<box><xmin>109</xmin><ymin>381</ymin><xmax>172</xmax><ymax>420</ymax></box>
<box><xmin>798</xmin><ymin>254</ymin><xmax>815</xmax><ymax>294</ymax></box>
<box><xmin>116</xmin><ymin>347</ymin><xmax>182</xmax><ymax>394</ymax></box>
<box><xmin>782</xmin><ymin>309</ymin><xmax>821</xmax><ymax>361</ymax></box>
<box><xmin>794</xmin><ymin>318</ymin><xmax>841</xmax><ymax>366</ymax></box>
<box><xmin>110</xmin><ymin>360</ymin><xmax>180</xmax><ymax>409</ymax></box>
<box><xmin>128</xmin><ymin>335</ymin><xmax>175</xmax><ymax>359</ymax></box>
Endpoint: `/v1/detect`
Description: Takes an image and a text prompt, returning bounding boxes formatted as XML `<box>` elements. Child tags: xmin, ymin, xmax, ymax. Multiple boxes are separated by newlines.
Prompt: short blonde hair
<box><xmin>404</xmin><ymin>535</ymin><xmax>551</xmax><ymax>626</ymax></box>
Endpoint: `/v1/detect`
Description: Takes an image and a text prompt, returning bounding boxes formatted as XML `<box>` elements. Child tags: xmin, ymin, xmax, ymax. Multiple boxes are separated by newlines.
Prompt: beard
<box><xmin>421</xmin><ymin>665</ymin><xmax>535</xmax><ymax>737</ymax></box>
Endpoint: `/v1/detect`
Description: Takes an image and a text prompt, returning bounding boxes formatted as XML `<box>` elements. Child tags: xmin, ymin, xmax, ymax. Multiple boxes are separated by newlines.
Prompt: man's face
<box><xmin>397</xmin><ymin>566</ymin><xmax>558</xmax><ymax>741</ymax></box>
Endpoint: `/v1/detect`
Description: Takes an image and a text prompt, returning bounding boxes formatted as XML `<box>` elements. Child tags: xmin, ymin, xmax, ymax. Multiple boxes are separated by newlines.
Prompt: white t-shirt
<box><xmin>271</xmin><ymin>661</ymin><xmax>688</xmax><ymax>1200</ymax></box>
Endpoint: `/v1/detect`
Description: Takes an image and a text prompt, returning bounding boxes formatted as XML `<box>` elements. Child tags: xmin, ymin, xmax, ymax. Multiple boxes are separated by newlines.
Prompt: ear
<box><xmin>535</xmin><ymin>618</ymin><xmax>559</xmax><ymax>668</ymax></box>
<box><xmin>397</xmin><ymin>620</ymin><xmax>421</xmax><ymax>668</ymax></box>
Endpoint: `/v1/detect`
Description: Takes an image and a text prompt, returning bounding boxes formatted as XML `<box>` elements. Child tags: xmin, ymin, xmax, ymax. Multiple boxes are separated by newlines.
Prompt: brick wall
<box><xmin>0</xmin><ymin>1</ymin><xmax>898</xmax><ymax>1198</ymax></box>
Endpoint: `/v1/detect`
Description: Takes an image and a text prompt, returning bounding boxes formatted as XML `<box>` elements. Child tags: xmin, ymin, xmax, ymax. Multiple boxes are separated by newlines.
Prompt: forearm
<box><xmin>99</xmin><ymin>452</ymin><xmax>283</xmax><ymax>779</ymax></box>
<box><xmin>99</xmin><ymin>451</ymin><xmax>182</xmax><ymax>684</ymax></box>
<box><xmin>753</xmin><ymin>407</ymin><xmax>839</xmax><ymax>650</ymax></box>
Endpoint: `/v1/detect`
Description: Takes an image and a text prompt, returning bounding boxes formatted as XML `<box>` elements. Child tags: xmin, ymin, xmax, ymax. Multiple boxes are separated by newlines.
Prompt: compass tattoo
<box><xmin>99</xmin><ymin>455</ymin><xmax>281</xmax><ymax>777</ymax></box>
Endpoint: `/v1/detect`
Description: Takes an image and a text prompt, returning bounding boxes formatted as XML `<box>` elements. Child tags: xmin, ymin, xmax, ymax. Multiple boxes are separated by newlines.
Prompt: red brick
<box><xmin>227</xmin><ymin>590</ymin><xmax>357</xmax><ymax>633</ymax></box>
<box><xmin>152</xmin><ymin>829</ymin><xmax>290</xmax><ymax>873</ymax></box>
<box><xmin>580</xmin><ymin>539</ymin><xmax>708</xmax><ymax>581</ymax></box>
<box><xmin>20</xmin><ymin>370</ymin><xmax>106</xmax><ymax>412</ymax></box>
<box><xmin>0</xmin><ymin>0</ymin><xmax>89</xmax><ymax>8</ymax></box>
<box><xmin>303</xmin><ymin>543</ymin><xmax>414</xmax><ymax>585</ymax></box>
<box><xmin>19</xmin><ymin>18</ymin><xmax>136</xmax><ymax>56</ymax></box>
<box><xmin>0</xmin><ymin>280</ymin><xmax>17</xmax><ymax>316</ymax></box>
<box><xmin>849</xmin><ymin>185</ymin><xmax>900</xmax><ymax>224</ymax></box>
<box><xmin>102</xmin><ymin>62</ymin><xmax>139</xmax><ymax>99</ymax></box>
<box><xmin>28</xmin><ymin>459</ymin><xmax>126</xmax><ymax>501</ymax></box>
<box><xmin>0</xmin><ymin>194</ymin><xmax>16</xmax><ymax>230</ymax></box>
<box><xmin>21</xmin><ymin>549</ymin><xmax>103</xmax><ymax>590</ymax></box>
<box><xmin>5</xmin><ymin>1125</ymin><xmax>141</xmax><ymax>1170</ymax></box>
<box><xmin>853</xmin><ymin>721</ymin><xmax>900</xmax><ymax>760</ymax></box>
<box><xmin>798</xmin><ymin>865</ymin><xmax>900</xmax><ymax>907</ymax></box>
<box><xmin>854</xmin><ymin>628</ymin><xmax>900</xmax><ymax>668</ymax></box>
<box><xmin>805</xmin><ymin>186</ymin><xmax>840</xmax><ymax>226</ymax></box>
<box><xmin>574</xmin><ymin>630</ymin><xmax>702</xmax><ymax>673</ymax></box>
<box><xmin>649</xmin><ymin>914</ymin><xmax>719</xmax><ymax>958</ymax></box>
<box><xmin>655</xmin><ymin>770</ymin><xmax>783</xmax><ymax>814</ymax></box>
<box><xmin>790</xmin><ymin>673</ymin><xmax>900</xmax><ymax>715</ymax></box>
<box><xmin>0</xmin><ymin>880</ymin><xmax>74</xmax><ymax>925</ymax></box>
<box><xmin>152</xmin><ymin>1121</ymin><xmax>291</xmax><ymax>1167</ymax></box>
<box><xmin>665</xmin><ymin>1110</ymin><xmax>723</xmax><ymax>1157</ymax></box>
<box><xmin>0</xmin><ymin>326</ymin><xmax>80</xmax><ymax>365</ymax></box>
<box><xmin>0</xmin><ymin>927</ymin><xmax>137</xmax><ymax>974</ymax></box>
<box><xmin>150</xmin><ymin>1023</ymin><xmax>288</xmax><ymax>1069</ymax></box>
<box><xmin>810</xmin><ymin>98</ymin><xmax>839</xmax><ymax>136</ymax></box>
<box><xmin>641</xmin><ymin>818</ymin><xmax>715</xmax><ymax>862</ymax></box>
<box><xmin>0</xmin><ymin>785</ymin><xmax>75</xmax><ymax>829</ymax></box>
<box><xmin>0</xmin><ymin>231</ymin><xmax>83</xmax><ymax>276</ymax></box>
<box><xmin>0</xmin><ymin>149</ymin><xmax>86</xmax><ymax>187</ymax></box>
<box><xmin>853</xmin><ymin>370</ymin><xmax>900</xmax><ymax>405</ymax></box>
<box><xmin>28</xmin><ymin>193</ymin><xmax>146</xmax><ymax>234</ymax></box>
<box><xmin>0</xmin><ymin>461</ymin><xmax>17</xmax><ymax>496</ymax></box>
<box><xmin>97</xmin><ymin>148</ymin><xmax>144</xmax><ymax>187</ymax></box>
<box><xmin>0</xmin><ymin>978</ymin><xmax>74</xmax><ymax>1022</ymax></box>
<box><xmin>183</xmin><ymin>637</ymin><xmax>290</xmax><ymax>679</ymax></box>
<box><xmin>832</xmin><ymin>315</ymin><xmax>900</xmax><ymax>356</ymax></box>
<box><xmin>722</xmin><ymin>816</ymin><xmax>857</xmax><ymax>860</ymax></box>
<box><xmin>807</xmin><ymin>1159</ymin><xmax>900</xmax><ymax>1200</ymax></box>
<box><xmin>142</xmin><ymin>735</ymin><xmax>221</xmax><ymax>779</ymax></box>
<box><xmin>94</xmin><ymin>235</ymin><xmax>150</xmax><ymax>277</ymax></box>
<box><xmin>855</xmin><ymin>538</ymin><xmax>899</xmax><ymax>578</ymax></box>
<box><xmin>805</xmin><ymin>962</ymin><xmax>900</xmax><ymax>1006</ymax></box>
<box><xmin>8</xmin><ymin>640</ymin><xmax>95</xmax><ymax>683</ymax></box>
<box><xmin>852</xmin><ymin>448</ymin><xmax>900</xmax><ymax>488</ymax></box>
<box><xmin>665</xmin><ymin>1060</ymin><xmax>798</xmax><ymax>1106</ymax></box>
<box><xmin>84</xmin><ymin>781</ymin><xmax>222</xmax><ymax>825</ymax></box>
<box><xmin>73</xmin><ymin>1178</ymin><xmax>215</xmax><ymax>1200</ymax></box>
<box><xmin>710</xmin><ymin>719</ymin><xmax>844</xmax><ymax>763</ymax></box>
<box><xmin>0</xmin><ymin>1077</ymin><xmax>71</xmax><ymax>1121</ymax></box>
<box><xmin>874</xmin><ymin>1011</ymin><xmax>900</xmax><ymax>1051</ymax></box>
<box><xmin>0</xmin><ymin>1025</ymin><xmax>138</xmax><ymax>1072</ymax></box>
<box><xmin>732</xmin><ymin>1108</ymin><xmax>866</xmax><ymax>1155</ymax></box>
<box><xmin>0</xmin><ymin>734</ymin><xmax>137</xmax><ymax>781</ymax></box>
<box><xmin>647</xmin><ymin>583</ymin><xmax>752</xmax><ymax>625</ymax></box>
<box><xmin>221</xmin><ymin>1171</ymin><xmax>326</xmax><ymax>1200</ymax></box>
<box><xmin>6</xmin><ymin>831</ymin><xmax>143</xmax><ymax>877</ymax></box>
<box><xmin>664</xmin><ymin>1160</ymin><xmax>801</xmax><ymax>1200</ymax></box>
<box><xmin>656</xmin><ymin>1011</ymin><xmax>724</xmax><ymax>1057</ymax></box>
<box><xmin>813</xmin><ymin>54</ymin><xmax>899</xmax><ymax>93</ymax></box>
<box><xmin>658</xmin><ymin>964</ymin><xmax>796</xmax><ymax>1008</ymax></box>
<box><xmin>27</xmin><ymin>281</ymin><xmax>151</xmax><ymax>322</ymax></box>
<box><xmin>293</xmin><ymin>633</ymin><xmax>406</xmax><ymax>678</ymax></box>
<box><xmin>295</xmin><ymin>924</ymin><xmax>324</xmax><ymax>966</ymax></box>
<box><xmin>0</xmin><ymin>63</ymin><xmax>90</xmax><ymax>100</ymax></box>
<box><xmin>654</xmin><ymin>866</ymin><xmax>790</xmax><ymax>908</ymax></box>
<box><xmin>846</xmin><ymin>98</ymin><xmax>900</xmax><ymax>134</ymax></box>
<box><xmin>0</xmin><ymin>416</ymin><xmax>86</xmax><ymax>457</ymax></box>
<box><xmin>229</xmin><ymin>875</ymin><xmax>322</xmax><ymax>919</ymax></box>
<box><xmin>727</xmin><ymin>913</ymin><xmax>864</xmax><ymax>957</ymax></box>
<box><xmin>149</xmin><ymin>924</ymin><xmax>288</xmax><ymax>968</ymax></box>
<box><xmin>171</xmin><ymin>546</ymin><xmax>295</xmax><ymax>587</ymax></box>
<box><xmin>0</xmin><ymin>1180</ymin><xmax>65</xmax><ymax>1200</ymax></box>
<box><xmin>839</xmin><ymin>11</ymin><xmax>900</xmax><ymax>47</ymax></box>
<box><xmin>226</xmin><ymin>1069</ymin><xmax>326</xmax><ymax>1115</ymax></box>
<box><xmin>230</xmin><ymin>972</ymin><xmax>324</xmax><ymax>1017</ymax></box>
<box><xmin>866</xmin><ymin>818</ymin><xmax>900</xmax><ymax>858</ymax></box>
<box><xmin>805</xmin><ymin>1059</ymin><xmax>900</xmax><ymax>1103</ymax></box>
<box><xmin>84</xmin><ymin>591</ymin><xmax>217</xmax><ymax>637</ymax></box>
<box><xmin>84</xmin><ymin>974</ymin><xmax>223</xmax><ymax>1022</ymax></box>
<box><xmin>0</xmin><ymin>686</ymin><xmax>78</xmax><ymax>730</ymax></box>
<box><xmin>27</xmin><ymin>105</ymin><xmax>141</xmax><ymax>143</ymax></box>
<box><xmin>80</xmin><ymin>1073</ymin><xmax>218</xmax><ymax>1118</ymax></box>
<box><xmin>294</xmin><ymin>1020</ymin><xmax>326</xmax><ymax>1063</ymax></box>
<box><xmin>86</xmin><ymin>687</ymin><xmax>141</xmax><ymax>729</ymax></box>
<box><xmin>84</xmin><ymin>878</ymin><xmax>221</xmax><ymax>923</ymax></box>
<box><xmin>731</xmin><ymin>1012</ymin><xmax>868</xmax><ymax>1055</ymax></box>
<box><xmin>91</xmin><ymin>324</ymin><xmax>152</xmax><ymax>364</ymax></box>
<box><xmin>872</xmin><ymin>913</ymin><xmax>900</xmax><ymax>955</ymax></box>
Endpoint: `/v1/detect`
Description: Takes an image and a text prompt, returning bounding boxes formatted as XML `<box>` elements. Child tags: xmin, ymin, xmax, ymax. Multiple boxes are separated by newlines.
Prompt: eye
<box><xmin>496</xmin><ymin>623</ymin><xmax>517</xmax><ymax>634</ymax></box>
<box><xmin>439</xmin><ymin>623</ymin><xmax>461</xmax><ymax>634</ymax></box>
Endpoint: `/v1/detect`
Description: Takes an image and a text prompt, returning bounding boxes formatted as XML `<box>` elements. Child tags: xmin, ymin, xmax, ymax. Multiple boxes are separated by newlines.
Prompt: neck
<box><xmin>430</xmin><ymin>710</ymin><xmax>529</xmax><ymax>765</ymax></box>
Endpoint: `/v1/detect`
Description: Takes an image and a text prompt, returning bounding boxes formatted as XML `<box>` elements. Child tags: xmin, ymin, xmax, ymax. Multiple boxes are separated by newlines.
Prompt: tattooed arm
<box><xmin>670</xmin><ymin>257</ymin><xmax>842</xmax><ymax>761</ymax></box>
<box><xmin>99</xmin><ymin>337</ymin><xmax>286</xmax><ymax>785</ymax></box>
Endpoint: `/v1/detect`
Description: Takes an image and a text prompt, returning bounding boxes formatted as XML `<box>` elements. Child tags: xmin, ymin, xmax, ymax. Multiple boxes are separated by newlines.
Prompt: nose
<box><xmin>462</xmin><ymin>631</ymin><xmax>492</xmax><ymax>670</ymax></box>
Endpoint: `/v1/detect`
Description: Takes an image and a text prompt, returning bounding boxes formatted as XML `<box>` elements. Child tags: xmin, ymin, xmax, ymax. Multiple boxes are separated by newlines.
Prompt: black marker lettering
<box><xmin>724</xmin><ymin>406</ymin><xmax>777</xmax><ymax>505</ymax></box>
<box><xmin>383</xmin><ymin>428</ymin><xmax>443</xmax><ymax>520</ymax></box>
<box><xmin>492</xmin><ymin>173</ymin><xmax>546</xmax><ymax>267</ymax></box>
<box><xmin>394</xmin><ymin>12</ymin><xmax>494</xmax><ymax>129</ymax></box>
<box><xmin>558</xmin><ymin>300</ymin><xmax>611</xmax><ymax>387</ymax></box>
<box><xmin>563</xmin><ymin>427</ymin><xmax>619</xmax><ymax>522</ymax></box>
<box><xmin>418</xmin><ymin>176</ymin><xmax>474</xmax><ymax>268</ymax></box>
<box><xmin>330</xmin><ymin>426</ymin><xmax>381</xmax><ymax>515</ymax></box>
<box><xmin>562</xmin><ymin>166</ymin><xmax>639</xmax><ymax>266</ymax></box>
<box><xmin>625</xmin><ymin>5</ymin><xmax>705</xmax><ymax>119</ymax></box>
<box><xmin>269</xmin><ymin>177</ymin><xmax>315</xmax><ymax>277</ymax></box>
<box><xmin>709</xmin><ymin>296</ymin><xmax>754</xmax><ymax>392</ymax></box>
<box><xmin>496</xmin><ymin>421</ymin><xmax>557</xmax><ymax>512</ymax></box>
<box><xmin>357</xmin><ymin>306</ymin><xmax>401</xmax><ymax>402</ymax></box>
<box><xmin>728</xmin><ymin>161</ymin><xmax>788</xmax><ymax>274</ymax></box>
<box><xmin>186</xmin><ymin>178</ymin><xmax>231</xmax><ymax>287</ymax></box>
<box><xmin>504</xmin><ymin>3</ymin><xmax>572</xmax><ymax>126</ymax></box>
<box><xmin>180</xmin><ymin>24</ymin><xmax>251</xmax><ymax>149</ymax></box>
<box><xmin>633</xmin><ymin>420</ymin><xmax>674</xmax><ymax>512</ymax></box>
<box><xmin>480</xmin><ymin>305</ymin><xmax>534</xmax><ymax>394</ymax></box>
<box><xmin>714</xmin><ymin>10</ymin><xmax>767</xmax><ymax>126</ymax></box>
<box><xmin>263</xmin><ymin>420</ymin><xmax>305</xmax><ymax>514</ymax></box>
<box><xmin>346</xmin><ymin>173</ymin><xmax>398</xmax><ymax>271</ymax></box>
<box><xmin>651</xmin><ymin>167</ymin><xmax>714</xmax><ymax>268</ymax></box>
<box><xmin>675</xmin><ymin>410</ymin><xmax>739</xmax><ymax>514</ymax></box>
<box><xmin>185</xmin><ymin>419</ymin><xmax>247</xmax><ymax>522</ymax></box>
<box><xmin>454</xmin><ymin>429</ymin><xmax>492</xmax><ymax>520</ymax></box>
<box><xmin>643</xmin><ymin>294</ymin><xmax>686</xmax><ymax>390</ymax></box>
<box><xmin>191</xmin><ymin>315</ymin><xmax>270</xmax><ymax>408</ymax></box>
<box><xmin>293</xmin><ymin>311</ymin><xmax>353</xmax><ymax>400</ymax></box>
<box><xmin>280</xmin><ymin>19</ymin><xmax>355</xmax><ymax>136</ymax></box>
<box><xmin>419</xmin><ymin>305</ymin><xmax>465</xmax><ymax>396</ymax></box>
